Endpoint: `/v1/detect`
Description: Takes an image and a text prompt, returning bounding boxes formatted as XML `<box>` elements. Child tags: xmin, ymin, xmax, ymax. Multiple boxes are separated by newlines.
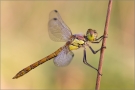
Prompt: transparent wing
<box><xmin>48</xmin><ymin>10</ymin><xmax>72</xmax><ymax>42</ymax></box>
<box><xmin>53</xmin><ymin>47</ymin><xmax>74</xmax><ymax>66</ymax></box>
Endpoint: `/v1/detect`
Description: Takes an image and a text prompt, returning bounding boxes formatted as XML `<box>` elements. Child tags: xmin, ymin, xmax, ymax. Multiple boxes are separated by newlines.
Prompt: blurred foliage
<box><xmin>1</xmin><ymin>1</ymin><xmax>134</xmax><ymax>90</ymax></box>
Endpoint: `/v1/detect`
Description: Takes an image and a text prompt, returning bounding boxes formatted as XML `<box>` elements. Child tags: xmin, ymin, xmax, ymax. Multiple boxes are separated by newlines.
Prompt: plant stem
<box><xmin>95</xmin><ymin>0</ymin><xmax>112</xmax><ymax>90</ymax></box>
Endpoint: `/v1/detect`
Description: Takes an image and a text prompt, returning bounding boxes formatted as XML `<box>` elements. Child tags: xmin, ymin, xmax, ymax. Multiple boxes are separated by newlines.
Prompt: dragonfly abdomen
<box><xmin>13</xmin><ymin>47</ymin><xmax>62</xmax><ymax>79</ymax></box>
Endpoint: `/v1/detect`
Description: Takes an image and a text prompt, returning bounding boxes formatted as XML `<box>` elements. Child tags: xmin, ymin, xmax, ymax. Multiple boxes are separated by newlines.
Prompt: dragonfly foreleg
<box><xmin>92</xmin><ymin>35</ymin><xmax>107</xmax><ymax>43</ymax></box>
<box><xmin>83</xmin><ymin>48</ymin><xmax>102</xmax><ymax>76</ymax></box>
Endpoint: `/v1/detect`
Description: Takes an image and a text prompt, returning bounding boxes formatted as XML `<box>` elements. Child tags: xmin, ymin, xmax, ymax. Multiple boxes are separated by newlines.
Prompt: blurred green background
<box><xmin>1</xmin><ymin>1</ymin><xmax>134</xmax><ymax>90</ymax></box>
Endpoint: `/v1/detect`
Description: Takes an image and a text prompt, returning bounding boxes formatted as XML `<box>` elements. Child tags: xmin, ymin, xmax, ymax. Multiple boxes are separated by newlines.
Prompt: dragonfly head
<box><xmin>86</xmin><ymin>29</ymin><xmax>98</xmax><ymax>42</ymax></box>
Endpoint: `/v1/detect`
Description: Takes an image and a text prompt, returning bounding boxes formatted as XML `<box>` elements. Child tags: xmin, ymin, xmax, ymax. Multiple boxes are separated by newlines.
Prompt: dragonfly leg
<box><xmin>86</xmin><ymin>43</ymin><xmax>106</xmax><ymax>54</ymax></box>
<box><xmin>83</xmin><ymin>48</ymin><xmax>102</xmax><ymax>76</ymax></box>
<box><xmin>96</xmin><ymin>35</ymin><xmax>103</xmax><ymax>41</ymax></box>
<box><xmin>92</xmin><ymin>35</ymin><xmax>108</xmax><ymax>43</ymax></box>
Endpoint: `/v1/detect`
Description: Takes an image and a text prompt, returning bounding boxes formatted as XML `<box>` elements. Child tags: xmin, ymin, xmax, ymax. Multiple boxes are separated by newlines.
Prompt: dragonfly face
<box><xmin>86</xmin><ymin>29</ymin><xmax>98</xmax><ymax>42</ymax></box>
<box><xmin>13</xmin><ymin>10</ymin><xmax>104</xmax><ymax>79</ymax></box>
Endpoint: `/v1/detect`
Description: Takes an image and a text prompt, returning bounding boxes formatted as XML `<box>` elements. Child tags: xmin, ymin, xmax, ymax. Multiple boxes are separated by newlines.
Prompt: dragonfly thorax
<box><xmin>69</xmin><ymin>34</ymin><xmax>86</xmax><ymax>50</ymax></box>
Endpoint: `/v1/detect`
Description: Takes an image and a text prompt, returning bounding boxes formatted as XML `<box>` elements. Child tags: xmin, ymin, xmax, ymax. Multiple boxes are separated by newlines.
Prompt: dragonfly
<box><xmin>13</xmin><ymin>10</ymin><xmax>106</xmax><ymax>79</ymax></box>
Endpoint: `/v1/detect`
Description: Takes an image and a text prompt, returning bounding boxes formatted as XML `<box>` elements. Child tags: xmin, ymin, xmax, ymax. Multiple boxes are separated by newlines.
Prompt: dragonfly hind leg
<box><xmin>83</xmin><ymin>49</ymin><xmax>102</xmax><ymax>76</ymax></box>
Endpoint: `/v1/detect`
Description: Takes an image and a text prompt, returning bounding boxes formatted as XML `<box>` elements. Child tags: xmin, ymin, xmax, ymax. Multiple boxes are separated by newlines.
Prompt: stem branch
<box><xmin>95</xmin><ymin>0</ymin><xmax>112</xmax><ymax>90</ymax></box>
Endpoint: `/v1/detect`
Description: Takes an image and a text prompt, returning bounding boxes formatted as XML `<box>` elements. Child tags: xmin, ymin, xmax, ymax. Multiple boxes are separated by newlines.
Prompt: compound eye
<box><xmin>94</xmin><ymin>31</ymin><xmax>97</xmax><ymax>34</ymax></box>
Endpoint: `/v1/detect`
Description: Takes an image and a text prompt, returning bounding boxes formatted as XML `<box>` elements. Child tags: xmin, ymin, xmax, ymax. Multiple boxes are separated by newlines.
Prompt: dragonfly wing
<box><xmin>48</xmin><ymin>10</ymin><xmax>72</xmax><ymax>42</ymax></box>
<box><xmin>53</xmin><ymin>47</ymin><xmax>74</xmax><ymax>66</ymax></box>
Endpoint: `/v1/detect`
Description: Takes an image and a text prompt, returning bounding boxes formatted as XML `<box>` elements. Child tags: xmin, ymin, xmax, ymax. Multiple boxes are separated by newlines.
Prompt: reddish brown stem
<box><xmin>95</xmin><ymin>0</ymin><xmax>112</xmax><ymax>90</ymax></box>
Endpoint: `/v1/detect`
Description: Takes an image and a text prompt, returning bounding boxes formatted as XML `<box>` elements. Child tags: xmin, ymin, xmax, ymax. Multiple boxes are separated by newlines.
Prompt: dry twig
<box><xmin>95</xmin><ymin>0</ymin><xmax>112</xmax><ymax>90</ymax></box>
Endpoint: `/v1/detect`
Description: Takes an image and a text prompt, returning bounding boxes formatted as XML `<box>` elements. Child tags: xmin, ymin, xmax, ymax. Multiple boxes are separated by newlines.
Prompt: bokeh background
<box><xmin>1</xmin><ymin>1</ymin><xmax>134</xmax><ymax>90</ymax></box>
